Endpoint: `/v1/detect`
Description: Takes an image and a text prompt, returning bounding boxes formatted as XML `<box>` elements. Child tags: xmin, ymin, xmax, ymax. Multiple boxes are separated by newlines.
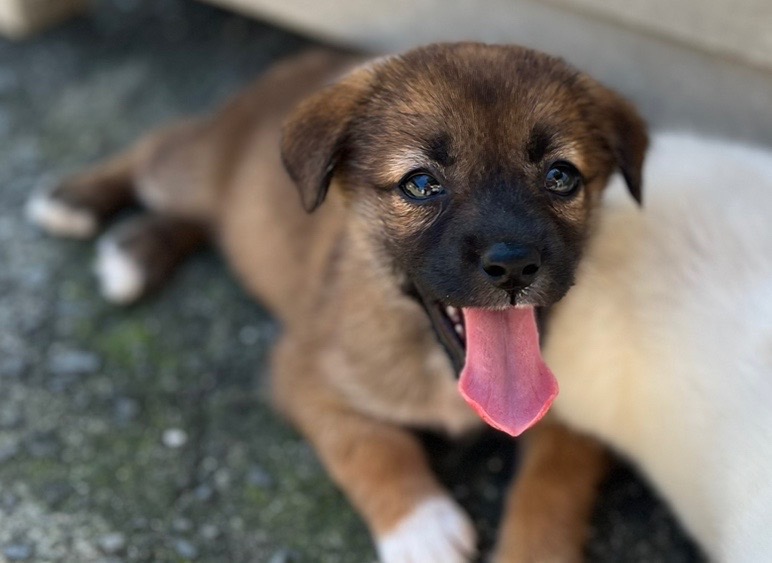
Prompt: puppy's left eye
<box><xmin>400</xmin><ymin>172</ymin><xmax>445</xmax><ymax>200</ymax></box>
<box><xmin>545</xmin><ymin>162</ymin><xmax>581</xmax><ymax>195</ymax></box>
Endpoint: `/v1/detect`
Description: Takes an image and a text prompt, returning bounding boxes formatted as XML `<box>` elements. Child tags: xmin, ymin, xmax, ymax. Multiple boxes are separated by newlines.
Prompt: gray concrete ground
<box><xmin>0</xmin><ymin>1</ymin><xmax>703</xmax><ymax>561</ymax></box>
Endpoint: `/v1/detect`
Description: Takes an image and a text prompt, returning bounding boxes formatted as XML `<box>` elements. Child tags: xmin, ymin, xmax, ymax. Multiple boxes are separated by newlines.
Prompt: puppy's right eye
<box><xmin>400</xmin><ymin>172</ymin><xmax>445</xmax><ymax>200</ymax></box>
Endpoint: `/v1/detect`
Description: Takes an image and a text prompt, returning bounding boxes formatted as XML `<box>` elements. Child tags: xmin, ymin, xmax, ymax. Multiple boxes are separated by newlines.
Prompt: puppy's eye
<box><xmin>545</xmin><ymin>162</ymin><xmax>581</xmax><ymax>195</ymax></box>
<box><xmin>400</xmin><ymin>172</ymin><xmax>445</xmax><ymax>200</ymax></box>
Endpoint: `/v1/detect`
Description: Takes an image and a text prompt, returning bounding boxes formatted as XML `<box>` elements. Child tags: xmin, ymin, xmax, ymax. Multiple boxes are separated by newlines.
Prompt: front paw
<box><xmin>376</xmin><ymin>496</ymin><xmax>477</xmax><ymax>563</ymax></box>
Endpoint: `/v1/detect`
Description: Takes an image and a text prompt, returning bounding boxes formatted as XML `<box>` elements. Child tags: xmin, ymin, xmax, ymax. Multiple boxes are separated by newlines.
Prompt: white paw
<box><xmin>26</xmin><ymin>191</ymin><xmax>97</xmax><ymax>239</ymax></box>
<box><xmin>94</xmin><ymin>237</ymin><xmax>145</xmax><ymax>304</ymax></box>
<box><xmin>377</xmin><ymin>496</ymin><xmax>476</xmax><ymax>563</ymax></box>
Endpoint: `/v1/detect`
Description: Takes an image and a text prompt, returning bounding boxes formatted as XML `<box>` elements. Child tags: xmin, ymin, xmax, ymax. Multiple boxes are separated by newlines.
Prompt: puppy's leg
<box><xmin>27</xmin><ymin>119</ymin><xmax>211</xmax><ymax>238</ymax></box>
<box><xmin>294</xmin><ymin>407</ymin><xmax>477</xmax><ymax>563</ymax></box>
<box><xmin>494</xmin><ymin>420</ymin><xmax>609</xmax><ymax>563</ymax></box>
<box><xmin>95</xmin><ymin>214</ymin><xmax>207</xmax><ymax>304</ymax></box>
<box><xmin>27</xmin><ymin>150</ymin><xmax>136</xmax><ymax>239</ymax></box>
<box><xmin>272</xmin><ymin>339</ymin><xmax>477</xmax><ymax>563</ymax></box>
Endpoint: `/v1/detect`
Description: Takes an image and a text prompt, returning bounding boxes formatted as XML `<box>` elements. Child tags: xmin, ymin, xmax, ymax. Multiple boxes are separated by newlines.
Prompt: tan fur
<box><xmin>30</xmin><ymin>44</ymin><xmax>647</xmax><ymax>560</ymax></box>
<box><xmin>494</xmin><ymin>420</ymin><xmax>609</xmax><ymax>562</ymax></box>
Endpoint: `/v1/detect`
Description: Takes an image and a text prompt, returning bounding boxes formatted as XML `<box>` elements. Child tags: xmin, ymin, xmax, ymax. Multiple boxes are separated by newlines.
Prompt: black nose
<box><xmin>481</xmin><ymin>243</ymin><xmax>541</xmax><ymax>290</ymax></box>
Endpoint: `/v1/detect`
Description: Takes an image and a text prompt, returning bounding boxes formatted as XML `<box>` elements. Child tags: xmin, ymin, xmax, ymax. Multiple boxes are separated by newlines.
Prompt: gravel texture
<box><xmin>0</xmin><ymin>1</ymin><xmax>702</xmax><ymax>561</ymax></box>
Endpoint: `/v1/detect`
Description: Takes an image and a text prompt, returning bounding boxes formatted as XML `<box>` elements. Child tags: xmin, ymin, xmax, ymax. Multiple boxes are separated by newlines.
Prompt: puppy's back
<box><xmin>213</xmin><ymin>50</ymin><xmax>362</xmax><ymax>320</ymax></box>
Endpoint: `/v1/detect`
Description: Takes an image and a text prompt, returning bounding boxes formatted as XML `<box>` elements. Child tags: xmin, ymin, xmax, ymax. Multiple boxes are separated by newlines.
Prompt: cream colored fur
<box><xmin>548</xmin><ymin>132</ymin><xmax>772</xmax><ymax>561</ymax></box>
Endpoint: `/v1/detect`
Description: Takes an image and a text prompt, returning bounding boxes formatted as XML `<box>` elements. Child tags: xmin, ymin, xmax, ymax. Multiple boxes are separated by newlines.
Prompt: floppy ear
<box><xmin>586</xmin><ymin>80</ymin><xmax>649</xmax><ymax>205</ymax></box>
<box><xmin>607</xmin><ymin>95</ymin><xmax>648</xmax><ymax>205</ymax></box>
<box><xmin>281</xmin><ymin>67</ymin><xmax>373</xmax><ymax>212</ymax></box>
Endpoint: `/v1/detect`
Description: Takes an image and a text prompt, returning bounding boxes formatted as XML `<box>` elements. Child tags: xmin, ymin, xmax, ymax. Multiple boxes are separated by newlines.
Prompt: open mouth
<box><xmin>429</xmin><ymin>302</ymin><xmax>467</xmax><ymax>375</ymax></box>
<box><xmin>407</xmin><ymin>281</ymin><xmax>559</xmax><ymax>437</ymax></box>
<box><xmin>410</xmin><ymin>284</ymin><xmax>467</xmax><ymax>374</ymax></box>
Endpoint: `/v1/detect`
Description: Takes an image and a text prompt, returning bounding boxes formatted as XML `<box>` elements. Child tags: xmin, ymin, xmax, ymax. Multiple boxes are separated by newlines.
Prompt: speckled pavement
<box><xmin>0</xmin><ymin>1</ymin><xmax>703</xmax><ymax>561</ymax></box>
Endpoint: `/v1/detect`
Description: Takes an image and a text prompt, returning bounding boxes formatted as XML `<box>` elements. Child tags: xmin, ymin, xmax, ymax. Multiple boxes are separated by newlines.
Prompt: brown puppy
<box><xmin>27</xmin><ymin>44</ymin><xmax>647</xmax><ymax>561</ymax></box>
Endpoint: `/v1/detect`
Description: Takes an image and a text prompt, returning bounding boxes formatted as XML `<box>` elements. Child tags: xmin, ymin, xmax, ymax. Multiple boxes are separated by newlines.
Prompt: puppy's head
<box><xmin>282</xmin><ymin>43</ymin><xmax>647</xmax><ymax>435</ymax></box>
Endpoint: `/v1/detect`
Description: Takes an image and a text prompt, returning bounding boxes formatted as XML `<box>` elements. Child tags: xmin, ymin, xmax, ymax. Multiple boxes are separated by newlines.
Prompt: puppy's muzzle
<box><xmin>481</xmin><ymin>242</ymin><xmax>541</xmax><ymax>292</ymax></box>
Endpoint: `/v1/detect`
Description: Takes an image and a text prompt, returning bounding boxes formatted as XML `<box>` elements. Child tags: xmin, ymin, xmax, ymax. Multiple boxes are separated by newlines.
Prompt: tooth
<box><xmin>454</xmin><ymin>323</ymin><xmax>464</xmax><ymax>338</ymax></box>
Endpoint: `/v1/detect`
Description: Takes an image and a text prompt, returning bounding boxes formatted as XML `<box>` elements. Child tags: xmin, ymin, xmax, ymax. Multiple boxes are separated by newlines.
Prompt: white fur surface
<box><xmin>547</xmin><ymin>132</ymin><xmax>772</xmax><ymax>561</ymax></box>
<box><xmin>26</xmin><ymin>192</ymin><xmax>97</xmax><ymax>239</ymax></box>
<box><xmin>376</xmin><ymin>496</ymin><xmax>476</xmax><ymax>563</ymax></box>
<box><xmin>94</xmin><ymin>237</ymin><xmax>145</xmax><ymax>305</ymax></box>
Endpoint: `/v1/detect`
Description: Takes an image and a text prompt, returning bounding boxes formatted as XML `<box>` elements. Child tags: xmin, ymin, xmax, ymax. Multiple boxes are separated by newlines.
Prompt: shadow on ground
<box><xmin>0</xmin><ymin>1</ymin><xmax>701</xmax><ymax>561</ymax></box>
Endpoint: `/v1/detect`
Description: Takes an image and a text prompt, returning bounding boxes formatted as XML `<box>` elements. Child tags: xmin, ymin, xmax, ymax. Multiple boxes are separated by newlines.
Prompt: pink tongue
<box><xmin>459</xmin><ymin>307</ymin><xmax>558</xmax><ymax>436</ymax></box>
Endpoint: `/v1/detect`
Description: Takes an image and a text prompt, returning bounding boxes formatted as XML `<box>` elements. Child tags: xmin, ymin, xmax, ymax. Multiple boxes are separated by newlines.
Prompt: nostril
<box><xmin>481</xmin><ymin>242</ymin><xmax>542</xmax><ymax>289</ymax></box>
<box><xmin>522</xmin><ymin>263</ymin><xmax>539</xmax><ymax>276</ymax></box>
<box><xmin>483</xmin><ymin>264</ymin><xmax>507</xmax><ymax>278</ymax></box>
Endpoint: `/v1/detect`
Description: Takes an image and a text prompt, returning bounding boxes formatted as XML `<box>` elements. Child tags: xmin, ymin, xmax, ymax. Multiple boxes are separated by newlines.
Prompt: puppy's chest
<box><xmin>320</xmin><ymin>326</ymin><xmax>480</xmax><ymax>434</ymax></box>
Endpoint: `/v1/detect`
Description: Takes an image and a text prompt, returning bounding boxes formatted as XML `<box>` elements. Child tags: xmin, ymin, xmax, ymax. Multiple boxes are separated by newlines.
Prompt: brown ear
<box><xmin>281</xmin><ymin>67</ymin><xmax>373</xmax><ymax>212</ymax></box>
<box><xmin>586</xmin><ymin>80</ymin><xmax>649</xmax><ymax>205</ymax></box>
